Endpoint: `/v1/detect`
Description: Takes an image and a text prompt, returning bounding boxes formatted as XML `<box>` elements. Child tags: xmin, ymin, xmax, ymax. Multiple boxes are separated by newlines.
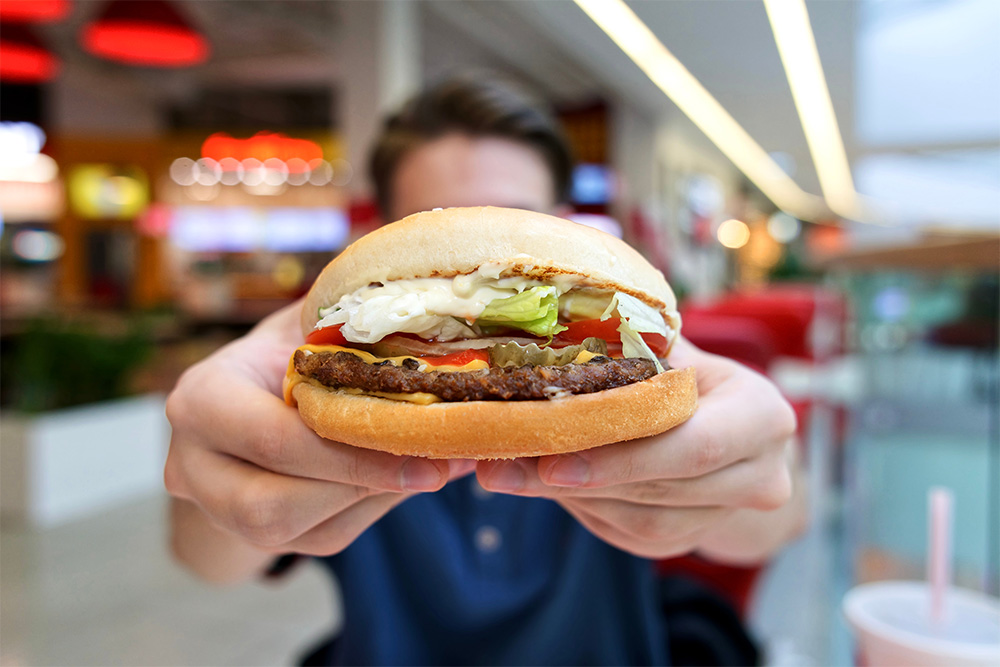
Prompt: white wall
<box><xmin>336</xmin><ymin>1</ymin><xmax>422</xmax><ymax>200</ymax></box>
<box><xmin>1</xmin><ymin>395</ymin><xmax>170</xmax><ymax>528</ymax></box>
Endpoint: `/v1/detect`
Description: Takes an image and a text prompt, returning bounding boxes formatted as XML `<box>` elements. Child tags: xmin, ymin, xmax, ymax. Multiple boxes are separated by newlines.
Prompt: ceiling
<box><xmin>34</xmin><ymin>0</ymin><xmax>852</xmax><ymax>198</ymax></box>
<box><xmin>27</xmin><ymin>0</ymin><xmax>997</xmax><ymax>227</ymax></box>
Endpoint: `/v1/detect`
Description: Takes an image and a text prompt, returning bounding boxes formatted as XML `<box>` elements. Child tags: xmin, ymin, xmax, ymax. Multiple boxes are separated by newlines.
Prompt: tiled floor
<box><xmin>2</xmin><ymin>490</ymin><xmax>843</xmax><ymax>667</ymax></box>
<box><xmin>1</xmin><ymin>495</ymin><xmax>337</xmax><ymax>667</ymax></box>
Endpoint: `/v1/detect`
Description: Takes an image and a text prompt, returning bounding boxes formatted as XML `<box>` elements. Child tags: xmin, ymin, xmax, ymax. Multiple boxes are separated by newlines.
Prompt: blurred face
<box><xmin>389</xmin><ymin>133</ymin><xmax>559</xmax><ymax>221</ymax></box>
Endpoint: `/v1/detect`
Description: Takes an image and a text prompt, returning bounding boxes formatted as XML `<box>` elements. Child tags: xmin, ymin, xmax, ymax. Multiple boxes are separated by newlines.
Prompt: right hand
<box><xmin>164</xmin><ymin>301</ymin><xmax>475</xmax><ymax>560</ymax></box>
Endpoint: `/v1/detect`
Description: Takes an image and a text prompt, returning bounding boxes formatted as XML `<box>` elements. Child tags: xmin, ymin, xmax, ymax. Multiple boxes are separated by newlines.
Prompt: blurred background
<box><xmin>0</xmin><ymin>1</ymin><xmax>997</xmax><ymax>665</ymax></box>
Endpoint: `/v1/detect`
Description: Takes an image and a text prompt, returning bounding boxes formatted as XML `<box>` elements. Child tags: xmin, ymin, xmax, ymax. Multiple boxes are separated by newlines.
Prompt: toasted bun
<box><xmin>301</xmin><ymin>206</ymin><xmax>678</xmax><ymax>337</ymax></box>
<box><xmin>290</xmin><ymin>366</ymin><xmax>697</xmax><ymax>459</ymax></box>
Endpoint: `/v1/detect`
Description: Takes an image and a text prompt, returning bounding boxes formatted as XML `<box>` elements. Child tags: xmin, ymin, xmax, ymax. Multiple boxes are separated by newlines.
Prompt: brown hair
<box><xmin>369</xmin><ymin>74</ymin><xmax>573</xmax><ymax>217</ymax></box>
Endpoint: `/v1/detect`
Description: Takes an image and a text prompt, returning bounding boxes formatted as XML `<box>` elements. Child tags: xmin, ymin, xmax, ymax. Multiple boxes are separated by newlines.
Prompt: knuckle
<box><xmin>351</xmin><ymin>483</ymin><xmax>377</xmax><ymax>502</ymax></box>
<box><xmin>632</xmin><ymin>480</ymin><xmax>676</xmax><ymax>505</ymax></box>
<box><xmin>690</xmin><ymin>426</ymin><xmax>724</xmax><ymax>475</ymax></box>
<box><xmin>773</xmin><ymin>397</ymin><xmax>798</xmax><ymax>443</ymax></box>
<box><xmin>750</xmin><ymin>465</ymin><xmax>793</xmax><ymax>511</ymax></box>
<box><xmin>165</xmin><ymin>363</ymin><xmax>212</xmax><ymax>427</ymax></box>
<box><xmin>250</xmin><ymin>423</ymin><xmax>294</xmax><ymax>471</ymax></box>
<box><xmin>345</xmin><ymin>452</ymin><xmax>396</xmax><ymax>491</ymax></box>
<box><xmin>231</xmin><ymin>483</ymin><xmax>291</xmax><ymax>546</ymax></box>
<box><xmin>629</xmin><ymin>508</ymin><xmax>674</xmax><ymax>543</ymax></box>
<box><xmin>164</xmin><ymin>389</ymin><xmax>185</xmax><ymax>428</ymax></box>
<box><xmin>163</xmin><ymin>451</ymin><xmax>187</xmax><ymax>498</ymax></box>
<box><xmin>612</xmin><ymin>451</ymin><xmax>640</xmax><ymax>485</ymax></box>
<box><xmin>346</xmin><ymin>452</ymin><xmax>366</xmax><ymax>487</ymax></box>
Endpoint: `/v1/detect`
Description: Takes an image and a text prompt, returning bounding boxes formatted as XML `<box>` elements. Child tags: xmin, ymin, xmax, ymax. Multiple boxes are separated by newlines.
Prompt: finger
<box><xmin>479</xmin><ymin>454</ymin><xmax>792</xmax><ymax>510</ymax></box>
<box><xmin>557</xmin><ymin>499</ymin><xmax>701</xmax><ymax>560</ymax></box>
<box><xmin>177</xmin><ymin>446</ymin><xmax>396</xmax><ymax>548</ymax></box>
<box><xmin>561</xmin><ymin>497</ymin><xmax>731</xmax><ymax>558</ymax></box>
<box><xmin>279</xmin><ymin>491</ymin><xmax>414</xmax><ymax>556</ymax></box>
<box><xmin>185</xmin><ymin>372</ymin><xmax>450</xmax><ymax>492</ymax></box>
<box><xmin>530</xmin><ymin>374</ymin><xmax>792</xmax><ymax>489</ymax></box>
<box><xmin>448</xmin><ymin>459</ymin><xmax>478</xmax><ymax>480</ymax></box>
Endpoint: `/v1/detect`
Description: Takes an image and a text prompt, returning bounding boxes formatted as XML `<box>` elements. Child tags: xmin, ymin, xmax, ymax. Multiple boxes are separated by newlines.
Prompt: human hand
<box><xmin>165</xmin><ymin>301</ymin><xmax>474</xmax><ymax>569</ymax></box>
<box><xmin>476</xmin><ymin>337</ymin><xmax>802</xmax><ymax>562</ymax></box>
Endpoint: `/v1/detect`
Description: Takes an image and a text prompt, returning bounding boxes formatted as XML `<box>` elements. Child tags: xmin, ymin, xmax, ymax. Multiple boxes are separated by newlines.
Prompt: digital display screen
<box><xmin>571</xmin><ymin>164</ymin><xmax>613</xmax><ymax>205</ymax></box>
<box><xmin>169</xmin><ymin>206</ymin><xmax>349</xmax><ymax>253</ymax></box>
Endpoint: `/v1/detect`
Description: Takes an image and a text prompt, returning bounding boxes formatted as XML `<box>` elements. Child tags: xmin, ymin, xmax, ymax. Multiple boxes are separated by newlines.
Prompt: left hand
<box><xmin>476</xmin><ymin>337</ymin><xmax>802</xmax><ymax>562</ymax></box>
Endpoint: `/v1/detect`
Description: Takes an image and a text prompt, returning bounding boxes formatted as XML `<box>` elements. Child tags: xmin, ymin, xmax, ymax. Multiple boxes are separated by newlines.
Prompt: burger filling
<box><xmin>285</xmin><ymin>266</ymin><xmax>679</xmax><ymax>404</ymax></box>
<box><xmin>293</xmin><ymin>350</ymin><xmax>658</xmax><ymax>402</ymax></box>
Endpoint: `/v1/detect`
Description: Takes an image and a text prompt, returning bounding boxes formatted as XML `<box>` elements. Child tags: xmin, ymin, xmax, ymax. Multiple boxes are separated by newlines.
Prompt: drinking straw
<box><xmin>928</xmin><ymin>486</ymin><xmax>953</xmax><ymax>625</ymax></box>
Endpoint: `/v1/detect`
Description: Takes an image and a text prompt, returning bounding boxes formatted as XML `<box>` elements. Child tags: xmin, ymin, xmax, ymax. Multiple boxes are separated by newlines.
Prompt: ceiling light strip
<box><xmin>764</xmin><ymin>0</ymin><xmax>860</xmax><ymax>219</ymax></box>
<box><xmin>574</xmin><ymin>0</ymin><xmax>827</xmax><ymax>220</ymax></box>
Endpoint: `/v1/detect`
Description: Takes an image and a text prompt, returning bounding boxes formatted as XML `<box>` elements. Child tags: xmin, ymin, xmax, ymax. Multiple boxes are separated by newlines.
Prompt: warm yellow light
<box><xmin>717</xmin><ymin>219</ymin><xmax>751</xmax><ymax>249</ymax></box>
<box><xmin>574</xmin><ymin>0</ymin><xmax>826</xmax><ymax>221</ymax></box>
<box><xmin>764</xmin><ymin>0</ymin><xmax>860</xmax><ymax>219</ymax></box>
<box><xmin>272</xmin><ymin>256</ymin><xmax>305</xmax><ymax>290</ymax></box>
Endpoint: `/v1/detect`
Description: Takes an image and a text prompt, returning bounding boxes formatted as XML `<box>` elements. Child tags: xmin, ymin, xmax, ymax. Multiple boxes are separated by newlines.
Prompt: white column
<box><xmin>610</xmin><ymin>105</ymin><xmax>658</xmax><ymax>224</ymax></box>
<box><xmin>338</xmin><ymin>0</ymin><xmax>422</xmax><ymax>200</ymax></box>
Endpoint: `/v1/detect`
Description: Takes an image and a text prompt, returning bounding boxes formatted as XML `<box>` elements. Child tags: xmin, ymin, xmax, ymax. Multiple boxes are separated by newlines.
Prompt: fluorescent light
<box><xmin>764</xmin><ymin>0</ymin><xmax>860</xmax><ymax>219</ymax></box>
<box><xmin>574</xmin><ymin>0</ymin><xmax>827</xmax><ymax>221</ymax></box>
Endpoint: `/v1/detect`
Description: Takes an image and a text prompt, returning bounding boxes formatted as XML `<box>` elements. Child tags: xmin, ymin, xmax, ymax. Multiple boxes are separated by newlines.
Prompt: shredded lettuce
<box><xmin>476</xmin><ymin>286</ymin><xmax>568</xmax><ymax>337</ymax></box>
<box><xmin>601</xmin><ymin>292</ymin><xmax>667</xmax><ymax>372</ymax></box>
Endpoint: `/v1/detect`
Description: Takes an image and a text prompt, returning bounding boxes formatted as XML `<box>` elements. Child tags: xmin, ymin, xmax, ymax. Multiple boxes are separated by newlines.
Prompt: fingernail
<box><xmin>483</xmin><ymin>461</ymin><xmax>525</xmax><ymax>492</ymax></box>
<box><xmin>545</xmin><ymin>454</ymin><xmax>590</xmax><ymax>487</ymax></box>
<box><xmin>401</xmin><ymin>458</ymin><xmax>445</xmax><ymax>492</ymax></box>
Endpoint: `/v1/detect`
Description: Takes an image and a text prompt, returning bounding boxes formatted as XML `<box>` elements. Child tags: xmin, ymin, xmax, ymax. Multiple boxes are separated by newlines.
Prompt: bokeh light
<box><xmin>767</xmin><ymin>211</ymin><xmax>801</xmax><ymax>243</ymax></box>
<box><xmin>12</xmin><ymin>229</ymin><xmax>64</xmax><ymax>261</ymax></box>
<box><xmin>717</xmin><ymin>218</ymin><xmax>751</xmax><ymax>249</ymax></box>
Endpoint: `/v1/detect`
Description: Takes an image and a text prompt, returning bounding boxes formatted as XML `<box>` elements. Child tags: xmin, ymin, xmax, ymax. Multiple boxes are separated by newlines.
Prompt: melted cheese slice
<box><xmin>283</xmin><ymin>344</ymin><xmax>603</xmax><ymax>405</ymax></box>
<box><xmin>293</xmin><ymin>344</ymin><xmax>490</xmax><ymax>372</ymax></box>
<box><xmin>283</xmin><ymin>344</ymin><xmax>487</xmax><ymax>405</ymax></box>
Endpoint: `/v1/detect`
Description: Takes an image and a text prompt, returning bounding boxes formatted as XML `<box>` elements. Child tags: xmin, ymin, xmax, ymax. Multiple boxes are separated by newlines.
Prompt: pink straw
<box><xmin>927</xmin><ymin>486</ymin><xmax>953</xmax><ymax>625</ymax></box>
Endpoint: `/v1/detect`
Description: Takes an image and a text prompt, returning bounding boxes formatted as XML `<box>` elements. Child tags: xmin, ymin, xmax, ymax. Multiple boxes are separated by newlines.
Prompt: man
<box><xmin>165</xmin><ymin>76</ymin><xmax>806</xmax><ymax>664</ymax></box>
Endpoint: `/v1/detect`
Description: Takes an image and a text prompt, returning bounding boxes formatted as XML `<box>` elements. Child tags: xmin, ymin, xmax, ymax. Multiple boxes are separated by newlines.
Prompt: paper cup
<box><xmin>843</xmin><ymin>581</ymin><xmax>1000</xmax><ymax>666</ymax></box>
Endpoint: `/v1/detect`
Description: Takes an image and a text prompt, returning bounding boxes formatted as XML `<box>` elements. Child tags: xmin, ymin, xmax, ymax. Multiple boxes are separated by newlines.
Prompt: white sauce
<box><xmin>315</xmin><ymin>264</ymin><xmax>580</xmax><ymax>344</ymax></box>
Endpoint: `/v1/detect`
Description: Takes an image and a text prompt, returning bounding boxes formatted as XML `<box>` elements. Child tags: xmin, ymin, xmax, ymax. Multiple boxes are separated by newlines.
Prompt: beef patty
<box><xmin>293</xmin><ymin>350</ymin><xmax>660</xmax><ymax>402</ymax></box>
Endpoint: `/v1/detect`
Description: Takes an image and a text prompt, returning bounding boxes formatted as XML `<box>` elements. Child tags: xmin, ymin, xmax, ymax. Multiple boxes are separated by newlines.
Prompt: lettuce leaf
<box><xmin>476</xmin><ymin>286</ymin><xmax>568</xmax><ymax>337</ymax></box>
<box><xmin>601</xmin><ymin>292</ymin><xmax>667</xmax><ymax>372</ymax></box>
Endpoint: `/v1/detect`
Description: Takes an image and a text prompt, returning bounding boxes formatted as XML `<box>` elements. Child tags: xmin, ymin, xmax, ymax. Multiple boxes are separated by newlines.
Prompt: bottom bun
<box><xmin>291</xmin><ymin>366</ymin><xmax>698</xmax><ymax>459</ymax></box>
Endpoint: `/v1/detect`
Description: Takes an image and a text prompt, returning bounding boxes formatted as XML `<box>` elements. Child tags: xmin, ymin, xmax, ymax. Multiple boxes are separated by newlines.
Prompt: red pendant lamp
<box><xmin>0</xmin><ymin>0</ymin><xmax>71</xmax><ymax>23</ymax></box>
<box><xmin>0</xmin><ymin>22</ymin><xmax>59</xmax><ymax>83</ymax></box>
<box><xmin>81</xmin><ymin>0</ymin><xmax>208</xmax><ymax>67</ymax></box>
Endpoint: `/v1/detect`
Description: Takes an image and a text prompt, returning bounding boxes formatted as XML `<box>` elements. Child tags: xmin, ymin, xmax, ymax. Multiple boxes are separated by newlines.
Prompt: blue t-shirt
<box><xmin>315</xmin><ymin>475</ymin><xmax>670</xmax><ymax>665</ymax></box>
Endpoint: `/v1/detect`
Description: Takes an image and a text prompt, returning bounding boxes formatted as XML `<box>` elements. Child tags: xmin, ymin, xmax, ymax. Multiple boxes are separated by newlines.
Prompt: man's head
<box><xmin>369</xmin><ymin>74</ymin><xmax>573</xmax><ymax>221</ymax></box>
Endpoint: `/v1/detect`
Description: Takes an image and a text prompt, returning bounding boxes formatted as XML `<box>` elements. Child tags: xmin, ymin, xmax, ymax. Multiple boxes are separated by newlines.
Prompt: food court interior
<box><xmin>1</xmin><ymin>1</ymin><xmax>997</xmax><ymax>665</ymax></box>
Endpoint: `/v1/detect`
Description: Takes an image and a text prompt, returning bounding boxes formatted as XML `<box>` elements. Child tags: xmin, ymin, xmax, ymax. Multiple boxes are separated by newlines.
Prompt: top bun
<box><xmin>301</xmin><ymin>206</ymin><xmax>677</xmax><ymax>337</ymax></box>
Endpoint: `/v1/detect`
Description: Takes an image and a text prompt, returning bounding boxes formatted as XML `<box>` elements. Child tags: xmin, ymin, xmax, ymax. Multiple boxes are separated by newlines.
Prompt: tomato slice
<box><xmin>555</xmin><ymin>318</ymin><xmax>623</xmax><ymax>345</ymax></box>
<box><xmin>421</xmin><ymin>348</ymin><xmax>490</xmax><ymax>367</ymax></box>
<box><xmin>641</xmin><ymin>333</ymin><xmax>669</xmax><ymax>357</ymax></box>
<box><xmin>554</xmin><ymin>317</ymin><xmax>669</xmax><ymax>357</ymax></box>
<box><xmin>305</xmin><ymin>324</ymin><xmax>348</xmax><ymax>346</ymax></box>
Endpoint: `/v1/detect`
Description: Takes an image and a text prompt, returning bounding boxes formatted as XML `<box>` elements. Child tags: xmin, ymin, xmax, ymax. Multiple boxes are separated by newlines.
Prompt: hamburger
<box><xmin>283</xmin><ymin>206</ymin><xmax>697</xmax><ymax>459</ymax></box>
